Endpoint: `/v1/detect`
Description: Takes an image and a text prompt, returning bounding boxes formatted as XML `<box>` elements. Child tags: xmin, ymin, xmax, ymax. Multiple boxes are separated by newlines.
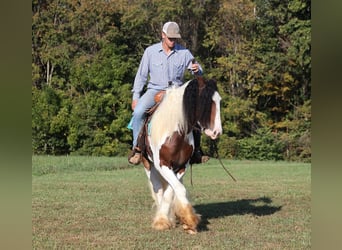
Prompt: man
<box><xmin>128</xmin><ymin>21</ymin><xmax>208</xmax><ymax>165</ymax></box>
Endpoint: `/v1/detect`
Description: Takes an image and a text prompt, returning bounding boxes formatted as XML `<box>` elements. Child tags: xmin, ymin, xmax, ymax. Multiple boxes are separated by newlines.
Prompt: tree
<box><xmin>32</xmin><ymin>0</ymin><xmax>311</xmax><ymax>161</ymax></box>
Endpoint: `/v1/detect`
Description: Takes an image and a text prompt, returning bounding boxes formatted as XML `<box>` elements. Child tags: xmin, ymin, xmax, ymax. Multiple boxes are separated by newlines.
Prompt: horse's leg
<box><xmin>152</xmin><ymin>184</ymin><xmax>175</xmax><ymax>230</ymax></box>
<box><xmin>156</xmin><ymin>165</ymin><xmax>200</xmax><ymax>234</ymax></box>
<box><xmin>145</xmin><ymin>166</ymin><xmax>164</xmax><ymax>208</ymax></box>
<box><xmin>145</xmin><ymin>166</ymin><xmax>175</xmax><ymax>230</ymax></box>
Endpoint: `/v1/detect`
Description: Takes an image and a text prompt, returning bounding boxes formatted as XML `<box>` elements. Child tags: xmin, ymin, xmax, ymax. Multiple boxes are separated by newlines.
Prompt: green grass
<box><xmin>32</xmin><ymin>156</ymin><xmax>311</xmax><ymax>249</ymax></box>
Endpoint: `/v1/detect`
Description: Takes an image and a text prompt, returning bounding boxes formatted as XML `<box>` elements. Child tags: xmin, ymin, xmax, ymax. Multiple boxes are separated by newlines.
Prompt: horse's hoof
<box><xmin>182</xmin><ymin>224</ymin><xmax>197</xmax><ymax>234</ymax></box>
<box><xmin>152</xmin><ymin>217</ymin><xmax>172</xmax><ymax>231</ymax></box>
<box><xmin>182</xmin><ymin>224</ymin><xmax>198</xmax><ymax>234</ymax></box>
<box><xmin>186</xmin><ymin>229</ymin><xmax>197</xmax><ymax>235</ymax></box>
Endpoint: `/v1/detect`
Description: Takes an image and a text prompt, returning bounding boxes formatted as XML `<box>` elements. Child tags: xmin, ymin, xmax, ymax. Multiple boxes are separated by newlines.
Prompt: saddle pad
<box><xmin>127</xmin><ymin>116</ymin><xmax>133</xmax><ymax>130</ymax></box>
<box><xmin>127</xmin><ymin>116</ymin><xmax>152</xmax><ymax>137</ymax></box>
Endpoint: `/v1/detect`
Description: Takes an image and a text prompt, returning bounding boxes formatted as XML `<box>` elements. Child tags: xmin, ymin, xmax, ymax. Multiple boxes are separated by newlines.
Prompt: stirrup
<box><xmin>128</xmin><ymin>147</ymin><xmax>142</xmax><ymax>165</ymax></box>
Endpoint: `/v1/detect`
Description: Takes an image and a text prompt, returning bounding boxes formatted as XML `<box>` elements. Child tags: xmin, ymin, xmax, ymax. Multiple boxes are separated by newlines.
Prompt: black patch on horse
<box><xmin>183</xmin><ymin>79</ymin><xmax>218</xmax><ymax>133</ymax></box>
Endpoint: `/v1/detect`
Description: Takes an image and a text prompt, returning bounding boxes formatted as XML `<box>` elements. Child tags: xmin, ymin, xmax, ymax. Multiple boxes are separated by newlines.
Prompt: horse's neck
<box><xmin>149</xmin><ymin>86</ymin><xmax>188</xmax><ymax>147</ymax></box>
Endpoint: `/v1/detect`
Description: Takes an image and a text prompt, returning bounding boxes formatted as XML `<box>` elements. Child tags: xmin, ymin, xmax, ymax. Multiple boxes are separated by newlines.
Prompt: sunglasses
<box><xmin>167</xmin><ymin>37</ymin><xmax>177</xmax><ymax>41</ymax></box>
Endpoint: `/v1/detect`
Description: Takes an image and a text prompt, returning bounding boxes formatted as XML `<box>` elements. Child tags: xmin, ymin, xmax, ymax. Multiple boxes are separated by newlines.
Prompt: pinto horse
<box><xmin>141</xmin><ymin>77</ymin><xmax>222</xmax><ymax>234</ymax></box>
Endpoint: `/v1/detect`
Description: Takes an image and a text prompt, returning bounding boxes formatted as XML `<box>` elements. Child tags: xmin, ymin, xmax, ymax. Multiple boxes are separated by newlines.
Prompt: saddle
<box><xmin>136</xmin><ymin>90</ymin><xmax>165</xmax><ymax>170</ymax></box>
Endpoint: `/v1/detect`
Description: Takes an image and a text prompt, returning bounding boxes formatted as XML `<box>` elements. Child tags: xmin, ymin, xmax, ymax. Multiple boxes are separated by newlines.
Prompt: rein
<box><xmin>210</xmin><ymin>139</ymin><xmax>237</xmax><ymax>182</ymax></box>
<box><xmin>189</xmin><ymin>139</ymin><xmax>237</xmax><ymax>186</ymax></box>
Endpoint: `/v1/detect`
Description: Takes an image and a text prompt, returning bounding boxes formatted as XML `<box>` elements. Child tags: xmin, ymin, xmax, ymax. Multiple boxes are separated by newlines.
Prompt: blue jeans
<box><xmin>132</xmin><ymin>88</ymin><xmax>160</xmax><ymax>148</ymax></box>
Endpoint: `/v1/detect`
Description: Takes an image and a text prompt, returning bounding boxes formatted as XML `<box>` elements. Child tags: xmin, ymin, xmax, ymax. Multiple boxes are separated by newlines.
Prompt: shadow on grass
<box><xmin>194</xmin><ymin>197</ymin><xmax>282</xmax><ymax>231</ymax></box>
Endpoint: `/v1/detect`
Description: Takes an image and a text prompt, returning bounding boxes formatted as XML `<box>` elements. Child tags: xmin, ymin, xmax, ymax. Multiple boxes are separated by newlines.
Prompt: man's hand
<box><xmin>191</xmin><ymin>63</ymin><xmax>200</xmax><ymax>73</ymax></box>
<box><xmin>131</xmin><ymin>99</ymin><xmax>138</xmax><ymax>110</ymax></box>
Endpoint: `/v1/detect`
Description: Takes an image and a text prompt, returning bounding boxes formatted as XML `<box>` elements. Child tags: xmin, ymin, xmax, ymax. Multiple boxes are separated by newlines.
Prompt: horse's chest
<box><xmin>158</xmin><ymin>132</ymin><xmax>193</xmax><ymax>172</ymax></box>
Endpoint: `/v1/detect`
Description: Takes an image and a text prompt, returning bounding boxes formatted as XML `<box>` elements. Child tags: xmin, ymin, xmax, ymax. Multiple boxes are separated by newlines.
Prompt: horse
<box><xmin>140</xmin><ymin>77</ymin><xmax>222</xmax><ymax>234</ymax></box>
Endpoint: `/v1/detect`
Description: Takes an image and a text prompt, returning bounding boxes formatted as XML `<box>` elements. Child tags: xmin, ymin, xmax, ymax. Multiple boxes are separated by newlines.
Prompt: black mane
<box><xmin>183</xmin><ymin>78</ymin><xmax>218</xmax><ymax>133</ymax></box>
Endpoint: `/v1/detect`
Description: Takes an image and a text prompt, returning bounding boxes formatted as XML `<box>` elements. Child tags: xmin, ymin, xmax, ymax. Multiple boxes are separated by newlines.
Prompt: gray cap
<box><xmin>162</xmin><ymin>22</ymin><xmax>181</xmax><ymax>38</ymax></box>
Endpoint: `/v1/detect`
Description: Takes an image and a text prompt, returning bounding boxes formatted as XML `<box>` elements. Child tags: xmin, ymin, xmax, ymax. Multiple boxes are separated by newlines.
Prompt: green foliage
<box><xmin>32</xmin><ymin>86</ymin><xmax>69</xmax><ymax>154</ymax></box>
<box><xmin>32</xmin><ymin>0</ymin><xmax>311</xmax><ymax>162</ymax></box>
<box><xmin>236</xmin><ymin>127</ymin><xmax>286</xmax><ymax>161</ymax></box>
<box><xmin>276</xmin><ymin>100</ymin><xmax>311</xmax><ymax>162</ymax></box>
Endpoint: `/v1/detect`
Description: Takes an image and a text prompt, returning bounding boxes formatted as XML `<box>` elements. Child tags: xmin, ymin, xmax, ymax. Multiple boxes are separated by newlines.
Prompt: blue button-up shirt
<box><xmin>132</xmin><ymin>42</ymin><xmax>203</xmax><ymax>100</ymax></box>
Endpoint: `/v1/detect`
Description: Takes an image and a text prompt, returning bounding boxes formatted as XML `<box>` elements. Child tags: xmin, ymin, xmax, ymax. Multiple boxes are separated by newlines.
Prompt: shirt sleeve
<box><xmin>132</xmin><ymin>49</ymin><xmax>149</xmax><ymax>100</ymax></box>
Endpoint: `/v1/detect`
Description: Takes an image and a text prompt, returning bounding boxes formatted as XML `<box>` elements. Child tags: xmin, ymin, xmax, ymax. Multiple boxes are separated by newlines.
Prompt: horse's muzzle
<box><xmin>204</xmin><ymin>128</ymin><xmax>222</xmax><ymax>140</ymax></box>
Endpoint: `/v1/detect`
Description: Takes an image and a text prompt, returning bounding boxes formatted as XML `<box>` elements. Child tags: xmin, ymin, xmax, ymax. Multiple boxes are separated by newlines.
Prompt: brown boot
<box><xmin>128</xmin><ymin>147</ymin><xmax>142</xmax><ymax>165</ymax></box>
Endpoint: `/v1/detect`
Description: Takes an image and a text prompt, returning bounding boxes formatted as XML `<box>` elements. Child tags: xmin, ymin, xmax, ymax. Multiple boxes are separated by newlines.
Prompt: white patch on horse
<box><xmin>149</xmin><ymin>81</ymin><xmax>190</xmax><ymax>147</ymax></box>
<box><xmin>203</xmin><ymin>91</ymin><xmax>223</xmax><ymax>139</ymax></box>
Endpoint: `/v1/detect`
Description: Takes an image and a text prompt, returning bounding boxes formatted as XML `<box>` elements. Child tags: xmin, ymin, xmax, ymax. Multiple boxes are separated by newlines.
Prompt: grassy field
<box><xmin>32</xmin><ymin>156</ymin><xmax>311</xmax><ymax>249</ymax></box>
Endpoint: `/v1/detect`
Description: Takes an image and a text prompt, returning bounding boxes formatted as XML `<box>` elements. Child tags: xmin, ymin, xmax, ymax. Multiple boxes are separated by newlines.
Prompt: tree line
<box><xmin>32</xmin><ymin>0</ymin><xmax>311</xmax><ymax>162</ymax></box>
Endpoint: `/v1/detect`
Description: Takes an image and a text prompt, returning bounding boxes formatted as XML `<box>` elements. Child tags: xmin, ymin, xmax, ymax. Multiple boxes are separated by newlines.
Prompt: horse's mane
<box><xmin>150</xmin><ymin>82</ymin><xmax>189</xmax><ymax>146</ymax></box>
<box><xmin>150</xmin><ymin>79</ymin><xmax>218</xmax><ymax>147</ymax></box>
<box><xmin>196</xmin><ymin>79</ymin><xmax>218</xmax><ymax>128</ymax></box>
<box><xmin>183</xmin><ymin>78</ymin><xmax>218</xmax><ymax>130</ymax></box>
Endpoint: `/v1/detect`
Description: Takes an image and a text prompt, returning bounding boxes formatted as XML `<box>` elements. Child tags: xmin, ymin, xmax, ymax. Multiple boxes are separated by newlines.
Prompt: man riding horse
<box><xmin>128</xmin><ymin>21</ymin><xmax>208</xmax><ymax>165</ymax></box>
